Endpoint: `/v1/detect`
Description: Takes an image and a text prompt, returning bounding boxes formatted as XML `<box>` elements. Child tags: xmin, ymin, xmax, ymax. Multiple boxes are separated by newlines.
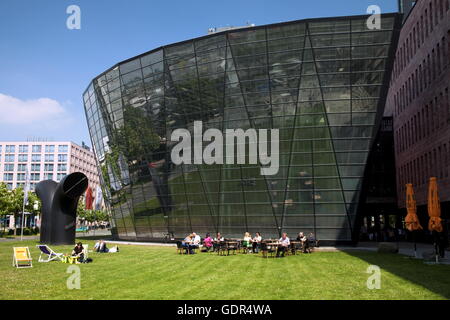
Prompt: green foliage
<box><xmin>0</xmin><ymin>182</ymin><xmax>41</xmax><ymax>235</ymax></box>
<box><xmin>115</xmin><ymin>105</ymin><xmax>161</xmax><ymax>161</ymax></box>
<box><xmin>77</xmin><ymin>199</ymin><xmax>109</xmax><ymax>223</ymax></box>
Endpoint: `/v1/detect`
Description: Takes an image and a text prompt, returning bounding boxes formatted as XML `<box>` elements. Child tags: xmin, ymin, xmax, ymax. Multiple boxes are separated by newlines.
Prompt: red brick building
<box><xmin>386</xmin><ymin>0</ymin><xmax>450</xmax><ymax>214</ymax></box>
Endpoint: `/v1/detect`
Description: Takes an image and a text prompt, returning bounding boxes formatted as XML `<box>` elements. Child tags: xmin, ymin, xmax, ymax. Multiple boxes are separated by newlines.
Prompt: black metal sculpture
<box><xmin>35</xmin><ymin>172</ymin><xmax>88</xmax><ymax>245</ymax></box>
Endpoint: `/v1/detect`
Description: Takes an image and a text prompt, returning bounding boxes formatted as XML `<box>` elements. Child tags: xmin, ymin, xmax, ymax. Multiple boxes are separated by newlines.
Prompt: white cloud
<box><xmin>0</xmin><ymin>93</ymin><xmax>68</xmax><ymax>125</ymax></box>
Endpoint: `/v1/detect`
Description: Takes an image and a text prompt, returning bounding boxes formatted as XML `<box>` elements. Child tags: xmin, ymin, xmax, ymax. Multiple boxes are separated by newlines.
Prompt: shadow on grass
<box><xmin>344</xmin><ymin>250</ymin><xmax>450</xmax><ymax>299</ymax></box>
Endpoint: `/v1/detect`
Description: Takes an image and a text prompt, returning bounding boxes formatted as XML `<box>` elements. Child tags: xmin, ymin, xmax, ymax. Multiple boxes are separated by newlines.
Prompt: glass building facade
<box><xmin>84</xmin><ymin>14</ymin><xmax>401</xmax><ymax>243</ymax></box>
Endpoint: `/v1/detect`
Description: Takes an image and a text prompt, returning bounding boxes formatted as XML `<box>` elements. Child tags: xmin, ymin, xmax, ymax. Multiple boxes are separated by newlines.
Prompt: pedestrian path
<box><xmin>0</xmin><ymin>229</ymin><xmax>112</xmax><ymax>242</ymax></box>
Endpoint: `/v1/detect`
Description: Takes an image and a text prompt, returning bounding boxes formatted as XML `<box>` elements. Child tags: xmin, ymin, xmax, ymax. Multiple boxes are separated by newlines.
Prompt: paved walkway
<box><xmin>316</xmin><ymin>242</ymin><xmax>450</xmax><ymax>264</ymax></box>
<box><xmin>0</xmin><ymin>229</ymin><xmax>112</xmax><ymax>242</ymax></box>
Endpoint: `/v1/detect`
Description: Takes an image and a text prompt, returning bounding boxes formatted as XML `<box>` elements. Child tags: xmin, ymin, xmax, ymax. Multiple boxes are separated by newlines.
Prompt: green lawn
<box><xmin>1</xmin><ymin>239</ymin><xmax>450</xmax><ymax>300</ymax></box>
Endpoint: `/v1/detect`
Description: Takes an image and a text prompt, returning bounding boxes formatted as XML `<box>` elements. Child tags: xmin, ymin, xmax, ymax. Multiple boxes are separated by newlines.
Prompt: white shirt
<box><xmin>279</xmin><ymin>237</ymin><xmax>290</xmax><ymax>246</ymax></box>
<box><xmin>193</xmin><ymin>235</ymin><xmax>201</xmax><ymax>245</ymax></box>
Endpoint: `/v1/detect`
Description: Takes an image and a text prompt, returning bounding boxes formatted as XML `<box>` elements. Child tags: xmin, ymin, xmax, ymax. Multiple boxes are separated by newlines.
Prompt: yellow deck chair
<box><xmin>13</xmin><ymin>247</ymin><xmax>33</xmax><ymax>268</ymax></box>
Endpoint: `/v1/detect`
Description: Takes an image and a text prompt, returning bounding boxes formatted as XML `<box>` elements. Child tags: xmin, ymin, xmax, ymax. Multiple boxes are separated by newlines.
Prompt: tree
<box><xmin>0</xmin><ymin>183</ymin><xmax>10</xmax><ymax>217</ymax></box>
<box><xmin>77</xmin><ymin>199</ymin><xmax>109</xmax><ymax>224</ymax></box>
<box><xmin>0</xmin><ymin>183</ymin><xmax>41</xmax><ymax>236</ymax></box>
<box><xmin>0</xmin><ymin>183</ymin><xmax>10</xmax><ymax>231</ymax></box>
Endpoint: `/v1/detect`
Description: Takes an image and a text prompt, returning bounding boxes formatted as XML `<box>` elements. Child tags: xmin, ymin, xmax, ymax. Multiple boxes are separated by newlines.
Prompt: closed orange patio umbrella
<box><xmin>405</xmin><ymin>184</ymin><xmax>422</xmax><ymax>231</ymax></box>
<box><xmin>427</xmin><ymin>177</ymin><xmax>442</xmax><ymax>232</ymax></box>
<box><xmin>405</xmin><ymin>184</ymin><xmax>422</xmax><ymax>257</ymax></box>
<box><xmin>427</xmin><ymin>177</ymin><xmax>442</xmax><ymax>263</ymax></box>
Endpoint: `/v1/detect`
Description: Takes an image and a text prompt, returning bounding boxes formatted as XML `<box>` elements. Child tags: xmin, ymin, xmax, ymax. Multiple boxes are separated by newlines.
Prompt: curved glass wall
<box><xmin>83</xmin><ymin>14</ymin><xmax>401</xmax><ymax>242</ymax></box>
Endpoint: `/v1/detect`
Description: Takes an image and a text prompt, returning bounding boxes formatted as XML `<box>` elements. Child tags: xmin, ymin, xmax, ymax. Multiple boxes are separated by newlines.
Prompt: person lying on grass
<box><xmin>94</xmin><ymin>240</ymin><xmax>108</xmax><ymax>253</ymax></box>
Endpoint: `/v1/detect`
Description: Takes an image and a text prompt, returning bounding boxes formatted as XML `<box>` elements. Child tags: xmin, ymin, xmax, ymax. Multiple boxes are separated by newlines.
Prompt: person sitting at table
<box><xmin>242</xmin><ymin>232</ymin><xmax>253</xmax><ymax>253</ymax></box>
<box><xmin>252</xmin><ymin>232</ymin><xmax>262</xmax><ymax>253</ymax></box>
<box><xmin>214</xmin><ymin>232</ymin><xmax>224</xmax><ymax>241</ymax></box>
<box><xmin>276</xmin><ymin>233</ymin><xmax>290</xmax><ymax>258</ymax></box>
<box><xmin>213</xmin><ymin>232</ymin><xmax>224</xmax><ymax>252</ymax></box>
<box><xmin>191</xmin><ymin>232</ymin><xmax>201</xmax><ymax>251</ymax></box>
<box><xmin>182</xmin><ymin>234</ymin><xmax>194</xmax><ymax>254</ymax></box>
<box><xmin>203</xmin><ymin>233</ymin><xmax>213</xmax><ymax>252</ymax></box>
<box><xmin>72</xmin><ymin>242</ymin><xmax>85</xmax><ymax>262</ymax></box>
<box><xmin>308</xmin><ymin>232</ymin><xmax>318</xmax><ymax>248</ymax></box>
<box><xmin>297</xmin><ymin>232</ymin><xmax>310</xmax><ymax>253</ymax></box>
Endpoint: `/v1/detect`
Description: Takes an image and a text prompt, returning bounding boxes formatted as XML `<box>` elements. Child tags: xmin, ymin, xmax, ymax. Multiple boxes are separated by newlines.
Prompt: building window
<box><xmin>30</xmin><ymin>173</ymin><xmax>40</xmax><ymax>181</ymax></box>
<box><xmin>18</xmin><ymin>145</ymin><xmax>28</xmax><ymax>153</ymax></box>
<box><xmin>45</xmin><ymin>145</ymin><xmax>55</xmax><ymax>153</ymax></box>
<box><xmin>16</xmin><ymin>173</ymin><xmax>26</xmax><ymax>181</ymax></box>
<box><xmin>31</xmin><ymin>154</ymin><xmax>41</xmax><ymax>162</ymax></box>
<box><xmin>58</xmin><ymin>145</ymin><xmax>68</xmax><ymax>153</ymax></box>
<box><xmin>5</xmin><ymin>145</ymin><xmax>15</xmax><ymax>153</ymax></box>
<box><xmin>44</xmin><ymin>164</ymin><xmax>54</xmax><ymax>171</ymax></box>
<box><xmin>32</xmin><ymin>145</ymin><xmax>42</xmax><ymax>153</ymax></box>
<box><xmin>57</xmin><ymin>173</ymin><xmax>66</xmax><ymax>181</ymax></box>
<box><xmin>44</xmin><ymin>154</ymin><xmax>54</xmax><ymax>162</ymax></box>
<box><xmin>5</xmin><ymin>154</ymin><xmax>14</xmax><ymax>162</ymax></box>
<box><xmin>429</xmin><ymin>3</ymin><xmax>433</xmax><ymax>31</ymax></box>
<box><xmin>31</xmin><ymin>164</ymin><xmax>41</xmax><ymax>172</ymax></box>
<box><xmin>4</xmin><ymin>164</ymin><xmax>14</xmax><ymax>172</ymax></box>
<box><xmin>420</xmin><ymin>15</ymin><xmax>424</xmax><ymax>43</ymax></box>
<box><xmin>18</xmin><ymin>154</ymin><xmax>28</xmax><ymax>162</ymax></box>
<box><xmin>44</xmin><ymin>173</ymin><xmax>54</xmax><ymax>180</ymax></box>
<box><xmin>57</xmin><ymin>164</ymin><xmax>67</xmax><ymax>172</ymax></box>
<box><xmin>58</xmin><ymin>154</ymin><xmax>68</xmax><ymax>162</ymax></box>
<box><xmin>3</xmin><ymin>173</ymin><xmax>13</xmax><ymax>181</ymax></box>
<box><xmin>17</xmin><ymin>164</ymin><xmax>27</xmax><ymax>172</ymax></box>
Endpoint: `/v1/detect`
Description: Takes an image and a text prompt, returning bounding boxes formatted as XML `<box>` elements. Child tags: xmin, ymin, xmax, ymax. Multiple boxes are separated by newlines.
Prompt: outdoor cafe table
<box><xmin>265</xmin><ymin>242</ymin><xmax>280</xmax><ymax>248</ymax></box>
<box><xmin>290</xmin><ymin>241</ymin><xmax>302</xmax><ymax>254</ymax></box>
<box><xmin>215</xmin><ymin>241</ymin><xmax>239</xmax><ymax>255</ymax></box>
<box><xmin>265</xmin><ymin>242</ymin><xmax>295</xmax><ymax>250</ymax></box>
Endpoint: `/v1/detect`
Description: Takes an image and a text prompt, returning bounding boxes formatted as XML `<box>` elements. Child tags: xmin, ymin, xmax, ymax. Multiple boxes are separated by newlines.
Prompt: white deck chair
<box><xmin>82</xmin><ymin>244</ymin><xmax>88</xmax><ymax>259</ymax></box>
<box><xmin>37</xmin><ymin>245</ymin><xmax>64</xmax><ymax>262</ymax></box>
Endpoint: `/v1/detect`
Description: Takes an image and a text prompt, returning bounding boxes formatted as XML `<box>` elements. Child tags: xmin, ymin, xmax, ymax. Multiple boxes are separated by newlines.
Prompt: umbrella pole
<box><xmin>434</xmin><ymin>232</ymin><xmax>439</xmax><ymax>263</ymax></box>
<box><xmin>412</xmin><ymin>231</ymin><xmax>417</xmax><ymax>258</ymax></box>
<box><xmin>414</xmin><ymin>234</ymin><xmax>417</xmax><ymax>258</ymax></box>
<box><xmin>434</xmin><ymin>233</ymin><xmax>439</xmax><ymax>263</ymax></box>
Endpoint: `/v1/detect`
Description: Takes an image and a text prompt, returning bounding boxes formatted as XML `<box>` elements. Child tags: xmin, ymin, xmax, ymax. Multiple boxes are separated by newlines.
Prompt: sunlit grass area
<box><xmin>1</xmin><ymin>239</ymin><xmax>450</xmax><ymax>300</ymax></box>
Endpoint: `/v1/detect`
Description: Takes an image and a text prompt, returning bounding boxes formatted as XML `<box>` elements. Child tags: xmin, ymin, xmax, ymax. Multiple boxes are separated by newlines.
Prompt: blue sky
<box><xmin>0</xmin><ymin>0</ymin><xmax>398</xmax><ymax>146</ymax></box>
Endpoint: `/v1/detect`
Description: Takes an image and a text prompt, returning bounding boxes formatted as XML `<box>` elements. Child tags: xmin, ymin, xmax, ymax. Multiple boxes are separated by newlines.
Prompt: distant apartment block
<box><xmin>0</xmin><ymin>141</ymin><xmax>100</xmax><ymax>193</ymax></box>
